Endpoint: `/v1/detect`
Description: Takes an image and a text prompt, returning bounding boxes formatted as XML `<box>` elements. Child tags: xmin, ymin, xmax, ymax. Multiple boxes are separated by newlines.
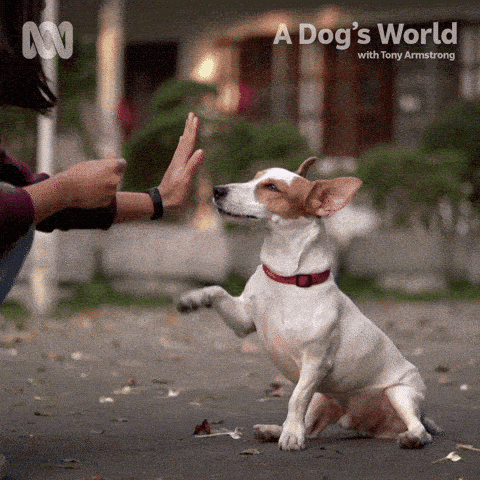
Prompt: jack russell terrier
<box><xmin>177</xmin><ymin>157</ymin><xmax>440</xmax><ymax>451</ymax></box>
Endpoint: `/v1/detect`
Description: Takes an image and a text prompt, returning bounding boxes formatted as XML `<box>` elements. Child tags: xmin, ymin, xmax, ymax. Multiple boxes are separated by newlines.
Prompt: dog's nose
<box><xmin>214</xmin><ymin>186</ymin><xmax>228</xmax><ymax>201</ymax></box>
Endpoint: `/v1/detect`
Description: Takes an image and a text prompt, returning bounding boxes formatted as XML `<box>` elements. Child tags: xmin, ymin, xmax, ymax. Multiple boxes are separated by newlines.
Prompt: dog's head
<box><xmin>213</xmin><ymin>157</ymin><xmax>362</xmax><ymax>222</ymax></box>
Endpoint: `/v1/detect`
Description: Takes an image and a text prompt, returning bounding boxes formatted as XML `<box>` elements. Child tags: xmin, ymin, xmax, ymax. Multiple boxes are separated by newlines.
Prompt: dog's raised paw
<box><xmin>253</xmin><ymin>424</ymin><xmax>282</xmax><ymax>443</ymax></box>
<box><xmin>177</xmin><ymin>290</ymin><xmax>208</xmax><ymax>313</ymax></box>
<box><xmin>177</xmin><ymin>286</ymin><xmax>224</xmax><ymax>313</ymax></box>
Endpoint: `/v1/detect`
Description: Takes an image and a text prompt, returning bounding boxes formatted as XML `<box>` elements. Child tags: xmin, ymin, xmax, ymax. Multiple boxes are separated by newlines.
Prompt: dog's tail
<box><xmin>421</xmin><ymin>414</ymin><xmax>444</xmax><ymax>436</ymax></box>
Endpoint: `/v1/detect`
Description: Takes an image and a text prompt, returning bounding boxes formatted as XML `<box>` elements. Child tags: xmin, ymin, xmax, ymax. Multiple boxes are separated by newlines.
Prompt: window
<box><xmin>459</xmin><ymin>25</ymin><xmax>480</xmax><ymax>99</ymax></box>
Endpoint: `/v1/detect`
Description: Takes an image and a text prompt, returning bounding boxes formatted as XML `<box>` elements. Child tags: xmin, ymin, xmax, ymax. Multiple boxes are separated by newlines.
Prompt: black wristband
<box><xmin>144</xmin><ymin>187</ymin><xmax>164</xmax><ymax>220</ymax></box>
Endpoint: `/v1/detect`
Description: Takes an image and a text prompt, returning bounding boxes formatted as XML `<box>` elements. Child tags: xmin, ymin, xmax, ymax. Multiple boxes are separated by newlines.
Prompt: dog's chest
<box><xmin>243</xmin><ymin>267</ymin><xmax>337</xmax><ymax>379</ymax></box>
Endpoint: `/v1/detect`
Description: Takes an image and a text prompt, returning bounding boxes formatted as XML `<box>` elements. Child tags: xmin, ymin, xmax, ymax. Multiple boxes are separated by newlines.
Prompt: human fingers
<box><xmin>173</xmin><ymin>113</ymin><xmax>199</xmax><ymax>163</ymax></box>
<box><xmin>185</xmin><ymin>148</ymin><xmax>205</xmax><ymax>176</ymax></box>
<box><xmin>97</xmin><ymin>157</ymin><xmax>127</xmax><ymax>174</ymax></box>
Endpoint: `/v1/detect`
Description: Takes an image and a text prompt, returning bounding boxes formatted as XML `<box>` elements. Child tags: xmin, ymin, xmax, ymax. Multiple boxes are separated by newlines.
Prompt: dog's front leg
<box><xmin>279</xmin><ymin>357</ymin><xmax>329</xmax><ymax>451</ymax></box>
<box><xmin>177</xmin><ymin>286</ymin><xmax>255</xmax><ymax>338</ymax></box>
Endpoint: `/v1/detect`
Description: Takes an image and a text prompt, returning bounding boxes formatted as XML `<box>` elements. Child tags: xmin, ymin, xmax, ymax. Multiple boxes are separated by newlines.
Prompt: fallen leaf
<box><xmin>151</xmin><ymin>379</ymin><xmax>169</xmax><ymax>385</ymax></box>
<box><xmin>265</xmin><ymin>381</ymin><xmax>288</xmax><ymax>398</ymax></box>
<box><xmin>456</xmin><ymin>443</ymin><xmax>480</xmax><ymax>452</ymax></box>
<box><xmin>59</xmin><ymin>458</ymin><xmax>80</xmax><ymax>469</ymax></box>
<box><xmin>125</xmin><ymin>378</ymin><xmax>136</xmax><ymax>387</ymax></box>
<box><xmin>99</xmin><ymin>396</ymin><xmax>114</xmax><ymax>404</ymax></box>
<box><xmin>71</xmin><ymin>351</ymin><xmax>84</xmax><ymax>361</ymax></box>
<box><xmin>113</xmin><ymin>386</ymin><xmax>133</xmax><ymax>395</ymax></box>
<box><xmin>34</xmin><ymin>396</ymin><xmax>53</xmax><ymax>402</ymax></box>
<box><xmin>194</xmin><ymin>427</ymin><xmax>243</xmax><ymax>439</ymax></box>
<box><xmin>42</xmin><ymin>353</ymin><xmax>66</xmax><ymax>362</ymax></box>
<box><xmin>33</xmin><ymin>411</ymin><xmax>51</xmax><ymax>417</ymax></box>
<box><xmin>240</xmin><ymin>448</ymin><xmax>261</xmax><ymax>455</ymax></box>
<box><xmin>432</xmin><ymin>451</ymin><xmax>462</xmax><ymax>464</ymax></box>
<box><xmin>167</xmin><ymin>388</ymin><xmax>180</xmax><ymax>398</ymax></box>
<box><xmin>194</xmin><ymin>419</ymin><xmax>212</xmax><ymax>435</ymax></box>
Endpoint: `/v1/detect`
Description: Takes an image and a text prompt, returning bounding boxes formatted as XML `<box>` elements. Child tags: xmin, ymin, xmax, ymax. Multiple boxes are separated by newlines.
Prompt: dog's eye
<box><xmin>264</xmin><ymin>183</ymin><xmax>280</xmax><ymax>192</ymax></box>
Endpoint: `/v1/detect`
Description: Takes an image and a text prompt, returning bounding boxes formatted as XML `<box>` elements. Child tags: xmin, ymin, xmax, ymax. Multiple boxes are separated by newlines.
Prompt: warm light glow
<box><xmin>193</xmin><ymin>54</ymin><xmax>218</xmax><ymax>81</ymax></box>
<box><xmin>217</xmin><ymin>83</ymin><xmax>241</xmax><ymax>112</ymax></box>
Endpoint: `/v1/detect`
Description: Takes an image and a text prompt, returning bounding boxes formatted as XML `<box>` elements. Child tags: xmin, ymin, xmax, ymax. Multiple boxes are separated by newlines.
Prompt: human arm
<box><xmin>1</xmin><ymin>112</ymin><xmax>203</xmax><ymax>248</ymax></box>
<box><xmin>0</xmin><ymin>153</ymin><xmax>125</xmax><ymax>248</ymax></box>
<box><xmin>36</xmin><ymin>112</ymin><xmax>205</xmax><ymax>226</ymax></box>
<box><xmin>24</xmin><ymin>158</ymin><xmax>127</xmax><ymax>225</ymax></box>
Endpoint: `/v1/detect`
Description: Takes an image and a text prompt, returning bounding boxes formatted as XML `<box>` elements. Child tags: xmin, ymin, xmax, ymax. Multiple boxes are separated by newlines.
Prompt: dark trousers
<box><xmin>0</xmin><ymin>182</ymin><xmax>34</xmax><ymax>304</ymax></box>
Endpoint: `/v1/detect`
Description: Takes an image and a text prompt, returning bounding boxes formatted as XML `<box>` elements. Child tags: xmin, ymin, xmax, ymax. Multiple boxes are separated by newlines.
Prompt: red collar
<box><xmin>262</xmin><ymin>264</ymin><xmax>331</xmax><ymax>288</ymax></box>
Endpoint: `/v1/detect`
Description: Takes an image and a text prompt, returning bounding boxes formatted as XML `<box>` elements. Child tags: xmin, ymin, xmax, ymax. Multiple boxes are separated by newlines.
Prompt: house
<box><xmin>58</xmin><ymin>2</ymin><xmax>479</xmax><ymax>158</ymax></box>
<box><xmin>182</xmin><ymin>6</ymin><xmax>480</xmax><ymax>160</ymax></box>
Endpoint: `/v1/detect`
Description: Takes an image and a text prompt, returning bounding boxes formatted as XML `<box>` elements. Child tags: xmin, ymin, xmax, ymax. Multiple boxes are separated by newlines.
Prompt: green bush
<box><xmin>121</xmin><ymin>79</ymin><xmax>216</xmax><ymax>192</ymax></box>
<box><xmin>122</xmin><ymin>79</ymin><xmax>311</xmax><ymax>192</ymax></box>
<box><xmin>207</xmin><ymin>119</ymin><xmax>311</xmax><ymax>185</ymax></box>
<box><xmin>422</xmin><ymin>100</ymin><xmax>480</xmax><ymax>209</ymax></box>
<box><xmin>357</xmin><ymin>144</ymin><xmax>468</xmax><ymax>226</ymax></box>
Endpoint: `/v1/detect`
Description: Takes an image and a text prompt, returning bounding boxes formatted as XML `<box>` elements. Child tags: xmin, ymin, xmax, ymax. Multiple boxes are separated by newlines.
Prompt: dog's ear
<box><xmin>305</xmin><ymin>177</ymin><xmax>362</xmax><ymax>217</ymax></box>
<box><xmin>296</xmin><ymin>157</ymin><xmax>318</xmax><ymax>177</ymax></box>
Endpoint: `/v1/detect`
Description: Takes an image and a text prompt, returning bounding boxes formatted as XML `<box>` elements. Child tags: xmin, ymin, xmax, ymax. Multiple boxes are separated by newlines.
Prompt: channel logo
<box><xmin>22</xmin><ymin>21</ymin><xmax>73</xmax><ymax>60</ymax></box>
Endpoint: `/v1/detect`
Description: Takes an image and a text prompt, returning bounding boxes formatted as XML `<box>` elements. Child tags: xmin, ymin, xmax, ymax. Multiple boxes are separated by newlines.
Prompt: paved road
<box><xmin>0</xmin><ymin>300</ymin><xmax>479</xmax><ymax>479</ymax></box>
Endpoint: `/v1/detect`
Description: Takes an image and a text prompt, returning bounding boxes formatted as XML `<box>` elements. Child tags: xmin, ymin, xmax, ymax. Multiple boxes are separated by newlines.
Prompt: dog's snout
<box><xmin>214</xmin><ymin>186</ymin><xmax>228</xmax><ymax>202</ymax></box>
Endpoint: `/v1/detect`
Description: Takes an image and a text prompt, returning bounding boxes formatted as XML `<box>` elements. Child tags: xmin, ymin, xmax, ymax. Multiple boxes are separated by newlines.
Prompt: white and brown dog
<box><xmin>178</xmin><ymin>157</ymin><xmax>440</xmax><ymax>451</ymax></box>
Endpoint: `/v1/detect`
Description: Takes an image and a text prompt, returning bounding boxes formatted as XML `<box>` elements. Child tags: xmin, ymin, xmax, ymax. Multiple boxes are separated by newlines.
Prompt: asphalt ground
<box><xmin>0</xmin><ymin>300</ymin><xmax>479</xmax><ymax>480</ymax></box>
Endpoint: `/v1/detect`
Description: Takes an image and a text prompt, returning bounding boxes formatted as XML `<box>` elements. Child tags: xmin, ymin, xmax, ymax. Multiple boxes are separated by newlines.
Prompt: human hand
<box><xmin>56</xmin><ymin>158</ymin><xmax>127</xmax><ymax>209</ymax></box>
<box><xmin>158</xmin><ymin>112</ymin><xmax>205</xmax><ymax>212</ymax></box>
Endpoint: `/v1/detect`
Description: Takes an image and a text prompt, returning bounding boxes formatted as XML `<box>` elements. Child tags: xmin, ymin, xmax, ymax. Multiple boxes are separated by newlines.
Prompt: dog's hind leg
<box><xmin>177</xmin><ymin>286</ymin><xmax>255</xmax><ymax>338</ymax></box>
<box><xmin>385</xmin><ymin>384</ymin><xmax>432</xmax><ymax>449</ymax></box>
<box><xmin>305</xmin><ymin>393</ymin><xmax>343</xmax><ymax>438</ymax></box>
<box><xmin>253</xmin><ymin>424</ymin><xmax>283</xmax><ymax>442</ymax></box>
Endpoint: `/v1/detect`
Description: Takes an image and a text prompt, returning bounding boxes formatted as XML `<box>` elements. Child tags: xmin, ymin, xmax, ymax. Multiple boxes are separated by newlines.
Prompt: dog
<box><xmin>177</xmin><ymin>157</ymin><xmax>440</xmax><ymax>451</ymax></box>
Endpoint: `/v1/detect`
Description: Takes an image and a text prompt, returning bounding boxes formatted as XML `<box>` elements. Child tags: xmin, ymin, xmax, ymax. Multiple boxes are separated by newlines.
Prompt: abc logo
<box><xmin>22</xmin><ymin>21</ymin><xmax>73</xmax><ymax>60</ymax></box>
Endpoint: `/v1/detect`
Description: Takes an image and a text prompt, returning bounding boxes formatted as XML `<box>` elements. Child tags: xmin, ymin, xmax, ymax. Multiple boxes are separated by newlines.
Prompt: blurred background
<box><xmin>2</xmin><ymin>0</ymin><xmax>480</xmax><ymax>318</ymax></box>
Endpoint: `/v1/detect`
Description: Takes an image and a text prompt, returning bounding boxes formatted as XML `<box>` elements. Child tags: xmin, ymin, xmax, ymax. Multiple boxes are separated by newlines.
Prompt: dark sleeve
<box><xmin>36</xmin><ymin>199</ymin><xmax>118</xmax><ymax>232</ymax></box>
<box><xmin>0</xmin><ymin>148</ymin><xmax>118</xmax><ymax>236</ymax></box>
<box><xmin>0</xmin><ymin>149</ymin><xmax>42</xmax><ymax>252</ymax></box>
<box><xmin>0</xmin><ymin>148</ymin><xmax>49</xmax><ymax>186</ymax></box>
<box><xmin>0</xmin><ymin>188</ymin><xmax>36</xmax><ymax>252</ymax></box>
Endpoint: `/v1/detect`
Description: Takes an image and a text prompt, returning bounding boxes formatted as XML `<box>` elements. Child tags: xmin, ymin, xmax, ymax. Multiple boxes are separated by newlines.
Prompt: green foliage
<box><xmin>422</xmin><ymin>100</ymin><xmax>480</xmax><ymax>208</ymax></box>
<box><xmin>150</xmin><ymin>80</ymin><xmax>216</xmax><ymax>113</ymax></box>
<box><xmin>337</xmin><ymin>275</ymin><xmax>480</xmax><ymax>302</ymax></box>
<box><xmin>122</xmin><ymin>79</ymin><xmax>216</xmax><ymax>192</ymax></box>
<box><xmin>0</xmin><ymin>107</ymin><xmax>37</xmax><ymax>165</ymax></box>
<box><xmin>54</xmin><ymin>277</ymin><xmax>171</xmax><ymax>318</ymax></box>
<box><xmin>122</xmin><ymin>79</ymin><xmax>310</xmax><ymax>192</ymax></box>
<box><xmin>207</xmin><ymin>119</ymin><xmax>311</xmax><ymax>185</ymax></box>
<box><xmin>0</xmin><ymin>301</ymin><xmax>28</xmax><ymax>330</ymax></box>
<box><xmin>220</xmin><ymin>272</ymin><xmax>247</xmax><ymax>297</ymax></box>
<box><xmin>357</xmin><ymin>144</ymin><xmax>468</xmax><ymax>226</ymax></box>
